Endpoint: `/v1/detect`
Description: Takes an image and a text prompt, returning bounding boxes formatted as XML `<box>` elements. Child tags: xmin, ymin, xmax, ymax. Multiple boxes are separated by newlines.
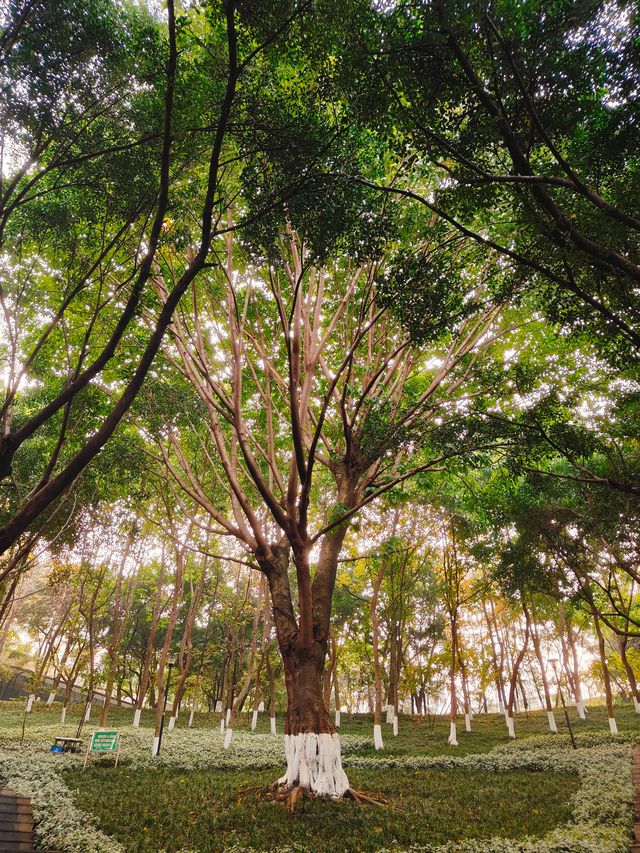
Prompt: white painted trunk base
<box><xmin>226</xmin><ymin>708</ymin><xmax>231</xmax><ymax>725</ymax></box>
<box><xmin>386</xmin><ymin>705</ymin><xmax>394</xmax><ymax>724</ymax></box>
<box><xmin>547</xmin><ymin>711</ymin><xmax>558</xmax><ymax>733</ymax></box>
<box><xmin>335</xmin><ymin>710</ymin><xmax>341</xmax><ymax>728</ymax></box>
<box><xmin>188</xmin><ymin>707</ymin><xmax>195</xmax><ymax>727</ymax></box>
<box><xmin>393</xmin><ymin>715</ymin><xmax>398</xmax><ymax>736</ymax></box>
<box><xmin>223</xmin><ymin>727</ymin><xmax>233</xmax><ymax>749</ymax></box>
<box><xmin>25</xmin><ymin>695</ymin><xmax>34</xmax><ymax>713</ymax></box>
<box><xmin>258</xmin><ymin>701</ymin><xmax>265</xmax><ymax>712</ymax></box>
<box><xmin>84</xmin><ymin>703</ymin><xmax>91</xmax><ymax>722</ymax></box>
<box><xmin>506</xmin><ymin>716</ymin><xmax>516</xmax><ymax>738</ymax></box>
<box><xmin>498</xmin><ymin>699</ymin><xmax>504</xmax><ymax>714</ymax></box>
<box><xmin>60</xmin><ymin>707</ymin><xmax>66</xmax><ymax>724</ymax></box>
<box><xmin>219</xmin><ymin>718</ymin><xmax>225</xmax><ymax>733</ymax></box>
<box><xmin>168</xmin><ymin>716</ymin><xmax>176</xmax><ymax>731</ymax></box>
<box><xmin>464</xmin><ymin>713</ymin><xmax>471</xmax><ymax>732</ymax></box>
<box><xmin>46</xmin><ymin>692</ymin><xmax>56</xmax><ymax>706</ymax></box>
<box><xmin>373</xmin><ymin>723</ymin><xmax>384</xmax><ymax>751</ymax></box>
<box><xmin>608</xmin><ymin>717</ymin><xmax>618</xmax><ymax>734</ymax></box>
<box><xmin>251</xmin><ymin>710</ymin><xmax>258</xmax><ymax>730</ymax></box>
<box><xmin>215</xmin><ymin>701</ymin><xmax>222</xmax><ymax>713</ymax></box>
<box><xmin>133</xmin><ymin>708</ymin><xmax>142</xmax><ymax>728</ymax></box>
<box><xmin>277</xmin><ymin>733</ymin><xmax>349</xmax><ymax>797</ymax></box>
<box><xmin>576</xmin><ymin>701</ymin><xmax>586</xmax><ymax>719</ymax></box>
<box><xmin>634</xmin><ymin>697</ymin><xmax>640</xmax><ymax>714</ymax></box>
<box><xmin>152</xmin><ymin>736</ymin><xmax>160</xmax><ymax>756</ymax></box>
<box><xmin>448</xmin><ymin>721</ymin><xmax>458</xmax><ymax>746</ymax></box>
<box><xmin>270</xmin><ymin>716</ymin><xmax>277</xmax><ymax>735</ymax></box>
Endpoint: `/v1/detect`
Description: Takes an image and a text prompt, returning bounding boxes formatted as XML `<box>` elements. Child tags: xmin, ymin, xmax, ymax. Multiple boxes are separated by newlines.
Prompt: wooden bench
<box><xmin>51</xmin><ymin>736</ymin><xmax>83</xmax><ymax>753</ymax></box>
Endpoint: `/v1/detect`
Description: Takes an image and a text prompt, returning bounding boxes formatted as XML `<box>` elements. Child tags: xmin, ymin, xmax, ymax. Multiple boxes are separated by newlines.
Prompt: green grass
<box><xmin>63</xmin><ymin>765</ymin><xmax>579</xmax><ymax>853</ymax></box>
<box><xmin>1</xmin><ymin>699</ymin><xmax>638</xmax><ymax>852</ymax></box>
<box><xmin>5</xmin><ymin>696</ymin><xmax>640</xmax><ymax>757</ymax></box>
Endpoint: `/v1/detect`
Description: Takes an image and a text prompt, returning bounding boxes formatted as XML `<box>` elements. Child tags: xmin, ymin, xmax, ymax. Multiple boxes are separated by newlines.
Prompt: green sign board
<box><xmin>83</xmin><ymin>730</ymin><xmax>121</xmax><ymax>769</ymax></box>
<box><xmin>89</xmin><ymin>731</ymin><xmax>119</xmax><ymax>752</ymax></box>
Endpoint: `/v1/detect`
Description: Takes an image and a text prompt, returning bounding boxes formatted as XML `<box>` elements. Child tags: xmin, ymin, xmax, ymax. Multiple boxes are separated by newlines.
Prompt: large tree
<box><xmin>147</xmin><ymin>213</ymin><xmax>505</xmax><ymax>796</ymax></box>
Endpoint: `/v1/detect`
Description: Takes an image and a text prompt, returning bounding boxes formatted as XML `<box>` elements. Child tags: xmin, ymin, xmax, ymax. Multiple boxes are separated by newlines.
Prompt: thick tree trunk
<box><xmin>276</xmin><ymin>650</ymin><xmax>349</xmax><ymax>797</ymax></box>
<box><xmin>265</xmin><ymin>537</ymin><xmax>350</xmax><ymax>798</ymax></box>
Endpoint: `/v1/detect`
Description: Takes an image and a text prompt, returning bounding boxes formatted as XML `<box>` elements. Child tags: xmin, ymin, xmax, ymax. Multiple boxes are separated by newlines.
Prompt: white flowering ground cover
<box><xmin>0</xmin><ymin>720</ymin><xmax>634</xmax><ymax>853</ymax></box>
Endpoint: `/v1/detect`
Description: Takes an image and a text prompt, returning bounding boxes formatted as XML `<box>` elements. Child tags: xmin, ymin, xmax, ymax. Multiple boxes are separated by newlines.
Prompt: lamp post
<box><xmin>548</xmin><ymin>657</ymin><xmax>577</xmax><ymax>749</ymax></box>
<box><xmin>156</xmin><ymin>653</ymin><xmax>177</xmax><ymax>756</ymax></box>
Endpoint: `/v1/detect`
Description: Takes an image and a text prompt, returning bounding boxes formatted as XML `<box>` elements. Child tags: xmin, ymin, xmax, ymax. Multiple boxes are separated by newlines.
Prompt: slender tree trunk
<box><xmin>133</xmin><ymin>552</ymin><xmax>167</xmax><ymax>726</ymax></box>
<box><xmin>592</xmin><ymin>610</ymin><xmax>617</xmax><ymax>733</ymax></box>
<box><xmin>448</xmin><ymin>615</ymin><xmax>458</xmax><ymax>746</ymax></box>
<box><xmin>371</xmin><ymin>564</ymin><xmax>384</xmax><ymax>750</ymax></box>
<box><xmin>562</xmin><ymin>608</ymin><xmax>586</xmax><ymax>718</ymax></box>
<box><xmin>529</xmin><ymin>610</ymin><xmax>557</xmax><ymax>733</ymax></box>
<box><xmin>505</xmin><ymin>609</ymin><xmax>530</xmax><ymax>739</ymax></box>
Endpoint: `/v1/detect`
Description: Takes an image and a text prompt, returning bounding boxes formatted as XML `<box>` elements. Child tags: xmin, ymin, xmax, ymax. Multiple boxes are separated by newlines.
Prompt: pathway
<box><xmin>0</xmin><ymin>788</ymin><xmax>60</xmax><ymax>853</ymax></box>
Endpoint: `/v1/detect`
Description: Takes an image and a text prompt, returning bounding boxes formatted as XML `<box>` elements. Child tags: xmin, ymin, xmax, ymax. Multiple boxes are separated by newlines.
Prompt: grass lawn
<box><xmin>0</xmin><ymin>699</ymin><xmax>637</xmax><ymax>852</ymax></box>
<box><xmin>63</xmin><ymin>764</ymin><xmax>579</xmax><ymax>853</ymax></box>
<box><xmin>7</xmin><ymin>696</ymin><xmax>640</xmax><ymax>756</ymax></box>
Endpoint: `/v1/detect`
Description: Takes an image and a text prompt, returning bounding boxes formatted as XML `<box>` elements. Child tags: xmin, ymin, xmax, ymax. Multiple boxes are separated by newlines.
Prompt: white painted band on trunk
<box><xmin>464</xmin><ymin>713</ymin><xmax>471</xmax><ymax>732</ymax></box>
<box><xmin>251</xmin><ymin>710</ymin><xmax>258</xmax><ymax>730</ymax></box>
<box><xmin>393</xmin><ymin>715</ymin><xmax>398</xmax><ymax>736</ymax></box>
<box><xmin>168</xmin><ymin>716</ymin><xmax>175</xmax><ymax>731</ymax></box>
<box><xmin>506</xmin><ymin>716</ymin><xmax>515</xmax><ymax>738</ymax></box>
<box><xmin>215</xmin><ymin>701</ymin><xmax>222</xmax><ymax>713</ymax></box>
<box><xmin>547</xmin><ymin>711</ymin><xmax>558</xmax><ymax>733</ymax></box>
<box><xmin>335</xmin><ymin>710</ymin><xmax>341</xmax><ymax>728</ymax></box>
<box><xmin>498</xmin><ymin>700</ymin><xmax>504</xmax><ymax>713</ymax></box>
<box><xmin>373</xmin><ymin>723</ymin><xmax>384</xmax><ymax>751</ymax></box>
<box><xmin>223</xmin><ymin>727</ymin><xmax>233</xmax><ymax>749</ymax></box>
<box><xmin>60</xmin><ymin>707</ymin><xmax>66</xmax><ymax>724</ymax></box>
<box><xmin>277</xmin><ymin>732</ymin><xmax>349</xmax><ymax>797</ymax></box>
<box><xmin>219</xmin><ymin>717</ymin><xmax>225</xmax><ymax>732</ymax></box>
<box><xmin>188</xmin><ymin>707</ymin><xmax>195</xmax><ymax>727</ymax></box>
<box><xmin>133</xmin><ymin>708</ymin><xmax>142</xmax><ymax>728</ymax></box>
<box><xmin>46</xmin><ymin>692</ymin><xmax>56</xmax><ymax>706</ymax></box>
<box><xmin>84</xmin><ymin>703</ymin><xmax>91</xmax><ymax>721</ymax></box>
<box><xmin>270</xmin><ymin>716</ymin><xmax>277</xmax><ymax>735</ymax></box>
<box><xmin>152</xmin><ymin>736</ymin><xmax>160</xmax><ymax>756</ymax></box>
<box><xmin>634</xmin><ymin>697</ymin><xmax>640</xmax><ymax>714</ymax></box>
<box><xmin>386</xmin><ymin>705</ymin><xmax>394</xmax><ymax>723</ymax></box>
<box><xmin>225</xmin><ymin>708</ymin><xmax>231</xmax><ymax>724</ymax></box>
<box><xmin>25</xmin><ymin>695</ymin><xmax>34</xmax><ymax>713</ymax></box>
<box><xmin>258</xmin><ymin>701</ymin><xmax>265</xmax><ymax>712</ymax></box>
<box><xmin>608</xmin><ymin>717</ymin><xmax>618</xmax><ymax>734</ymax></box>
<box><xmin>576</xmin><ymin>701</ymin><xmax>586</xmax><ymax>719</ymax></box>
<box><xmin>448</xmin><ymin>721</ymin><xmax>458</xmax><ymax>746</ymax></box>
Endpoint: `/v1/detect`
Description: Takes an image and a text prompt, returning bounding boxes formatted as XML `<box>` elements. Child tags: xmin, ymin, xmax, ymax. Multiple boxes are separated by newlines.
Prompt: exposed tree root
<box><xmin>345</xmin><ymin>787</ymin><xmax>387</xmax><ymax>806</ymax></box>
<box><xmin>269</xmin><ymin>781</ymin><xmax>387</xmax><ymax>811</ymax></box>
<box><xmin>286</xmin><ymin>784</ymin><xmax>311</xmax><ymax>812</ymax></box>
